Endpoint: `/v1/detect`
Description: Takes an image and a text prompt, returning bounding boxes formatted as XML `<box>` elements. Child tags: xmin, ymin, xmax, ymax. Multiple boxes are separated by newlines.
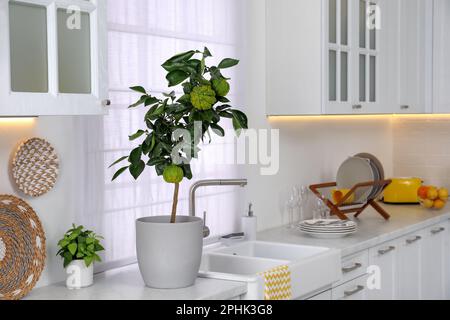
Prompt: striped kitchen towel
<box><xmin>258</xmin><ymin>265</ymin><xmax>292</xmax><ymax>300</ymax></box>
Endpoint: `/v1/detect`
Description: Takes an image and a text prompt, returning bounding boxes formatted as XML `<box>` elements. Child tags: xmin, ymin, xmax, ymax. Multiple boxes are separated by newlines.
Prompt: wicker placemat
<box><xmin>0</xmin><ymin>195</ymin><xmax>46</xmax><ymax>300</ymax></box>
<box><xmin>12</xmin><ymin>138</ymin><xmax>59</xmax><ymax>197</ymax></box>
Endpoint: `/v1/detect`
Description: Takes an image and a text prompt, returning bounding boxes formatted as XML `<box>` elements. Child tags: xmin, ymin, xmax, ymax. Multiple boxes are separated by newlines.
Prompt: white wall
<box><xmin>241</xmin><ymin>0</ymin><xmax>394</xmax><ymax>231</ymax></box>
<box><xmin>0</xmin><ymin>117</ymin><xmax>80</xmax><ymax>287</ymax></box>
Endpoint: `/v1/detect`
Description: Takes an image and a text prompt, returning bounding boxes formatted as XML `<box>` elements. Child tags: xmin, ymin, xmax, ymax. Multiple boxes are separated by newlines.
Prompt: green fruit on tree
<box><xmin>190</xmin><ymin>85</ymin><xmax>217</xmax><ymax>110</ymax></box>
<box><xmin>212</xmin><ymin>79</ymin><xmax>230</xmax><ymax>97</ymax></box>
<box><xmin>163</xmin><ymin>165</ymin><xmax>184</xmax><ymax>184</ymax></box>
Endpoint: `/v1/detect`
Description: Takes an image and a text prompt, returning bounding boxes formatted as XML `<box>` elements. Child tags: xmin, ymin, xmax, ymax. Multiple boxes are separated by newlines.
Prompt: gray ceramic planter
<box><xmin>136</xmin><ymin>215</ymin><xmax>203</xmax><ymax>289</ymax></box>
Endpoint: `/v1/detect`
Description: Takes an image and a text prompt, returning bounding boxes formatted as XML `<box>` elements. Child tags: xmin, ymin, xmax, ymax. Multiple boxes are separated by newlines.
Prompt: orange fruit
<box><xmin>417</xmin><ymin>186</ymin><xmax>430</xmax><ymax>199</ymax></box>
<box><xmin>427</xmin><ymin>187</ymin><xmax>438</xmax><ymax>200</ymax></box>
<box><xmin>438</xmin><ymin>188</ymin><xmax>449</xmax><ymax>201</ymax></box>
<box><xmin>433</xmin><ymin>199</ymin><xmax>446</xmax><ymax>210</ymax></box>
<box><xmin>422</xmin><ymin>199</ymin><xmax>434</xmax><ymax>209</ymax></box>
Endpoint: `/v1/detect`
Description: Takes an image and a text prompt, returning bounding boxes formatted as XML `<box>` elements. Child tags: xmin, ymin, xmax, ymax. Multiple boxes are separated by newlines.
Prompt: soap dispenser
<box><xmin>242</xmin><ymin>203</ymin><xmax>257</xmax><ymax>241</ymax></box>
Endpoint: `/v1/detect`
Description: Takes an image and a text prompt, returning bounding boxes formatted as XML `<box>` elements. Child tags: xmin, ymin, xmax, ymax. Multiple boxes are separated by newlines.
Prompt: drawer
<box><xmin>307</xmin><ymin>289</ymin><xmax>332</xmax><ymax>300</ymax></box>
<box><xmin>335</xmin><ymin>250</ymin><xmax>369</xmax><ymax>286</ymax></box>
<box><xmin>332</xmin><ymin>275</ymin><xmax>369</xmax><ymax>300</ymax></box>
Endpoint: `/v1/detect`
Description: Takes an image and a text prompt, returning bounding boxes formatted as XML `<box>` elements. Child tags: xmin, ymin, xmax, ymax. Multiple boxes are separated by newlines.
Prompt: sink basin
<box><xmin>199</xmin><ymin>241</ymin><xmax>341</xmax><ymax>300</ymax></box>
<box><xmin>213</xmin><ymin>241</ymin><xmax>329</xmax><ymax>261</ymax></box>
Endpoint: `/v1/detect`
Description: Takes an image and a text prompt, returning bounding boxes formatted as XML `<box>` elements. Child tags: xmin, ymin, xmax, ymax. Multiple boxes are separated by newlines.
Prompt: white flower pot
<box><xmin>65</xmin><ymin>260</ymin><xmax>94</xmax><ymax>289</ymax></box>
<box><xmin>136</xmin><ymin>215</ymin><xmax>203</xmax><ymax>289</ymax></box>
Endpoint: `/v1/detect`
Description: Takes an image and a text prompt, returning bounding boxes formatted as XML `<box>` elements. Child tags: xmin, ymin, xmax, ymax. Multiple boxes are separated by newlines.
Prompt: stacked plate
<box><xmin>298</xmin><ymin>219</ymin><xmax>357</xmax><ymax>238</ymax></box>
<box><xmin>336</xmin><ymin>153</ymin><xmax>385</xmax><ymax>204</ymax></box>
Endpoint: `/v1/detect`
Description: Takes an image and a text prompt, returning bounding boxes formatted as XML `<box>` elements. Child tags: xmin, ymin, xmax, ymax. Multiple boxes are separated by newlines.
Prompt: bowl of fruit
<box><xmin>417</xmin><ymin>185</ymin><xmax>448</xmax><ymax>210</ymax></box>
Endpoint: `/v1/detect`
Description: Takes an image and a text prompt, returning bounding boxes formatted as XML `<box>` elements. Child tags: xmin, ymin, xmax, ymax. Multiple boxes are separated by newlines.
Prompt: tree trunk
<box><xmin>170</xmin><ymin>182</ymin><xmax>180</xmax><ymax>223</ymax></box>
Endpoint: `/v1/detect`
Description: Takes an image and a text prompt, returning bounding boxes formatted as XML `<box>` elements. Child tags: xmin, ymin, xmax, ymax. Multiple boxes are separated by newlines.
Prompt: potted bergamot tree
<box><xmin>109</xmin><ymin>48</ymin><xmax>248</xmax><ymax>289</ymax></box>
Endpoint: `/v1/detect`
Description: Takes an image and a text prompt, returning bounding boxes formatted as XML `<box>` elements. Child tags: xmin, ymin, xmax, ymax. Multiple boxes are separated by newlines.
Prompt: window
<box><xmin>77</xmin><ymin>0</ymin><xmax>245</xmax><ymax>270</ymax></box>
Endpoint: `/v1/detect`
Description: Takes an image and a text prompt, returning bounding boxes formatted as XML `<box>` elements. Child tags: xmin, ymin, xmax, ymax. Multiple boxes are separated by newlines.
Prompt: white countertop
<box><xmin>26</xmin><ymin>203</ymin><xmax>450</xmax><ymax>300</ymax></box>
<box><xmin>258</xmin><ymin>203</ymin><xmax>450</xmax><ymax>257</ymax></box>
<box><xmin>25</xmin><ymin>263</ymin><xmax>247</xmax><ymax>300</ymax></box>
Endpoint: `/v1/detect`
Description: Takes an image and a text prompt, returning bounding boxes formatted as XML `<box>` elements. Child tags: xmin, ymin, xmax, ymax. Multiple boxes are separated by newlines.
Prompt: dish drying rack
<box><xmin>309</xmin><ymin>179</ymin><xmax>392</xmax><ymax>221</ymax></box>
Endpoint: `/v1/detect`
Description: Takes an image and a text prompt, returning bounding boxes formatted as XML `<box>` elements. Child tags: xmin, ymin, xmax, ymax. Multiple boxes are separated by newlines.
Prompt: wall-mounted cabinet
<box><xmin>0</xmin><ymin>0</ymin><xmax>108</xmax><ymax>116</ymax></box>
<box><xmin>266</xmin><ymin>0</ymin><xmax>445</xmax><ymax>116</ymax></box>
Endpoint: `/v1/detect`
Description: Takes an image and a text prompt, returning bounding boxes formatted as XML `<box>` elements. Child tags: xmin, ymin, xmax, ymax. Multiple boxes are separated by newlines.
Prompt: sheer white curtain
<box><xmin>77</xmin><ymin>0</ymin><xmax>246</xmax><ymax>269</ymax></box>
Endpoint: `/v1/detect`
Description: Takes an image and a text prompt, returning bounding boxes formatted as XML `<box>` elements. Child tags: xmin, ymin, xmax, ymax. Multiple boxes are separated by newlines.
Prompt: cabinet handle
<box><xmin>400</xmin><ymin>105</ymin><xmax>410</xmax><ymax>110</ymax></box>
<box><xmin>102</xmin><ymin>99</ymin><xmax>111</xmax><ymax>106</ymax></box>
<box><xmin>342</xmin><ymin>262</ymin><xmax>362</xmax><ymax>274</ymax></box>
<box><xmin>431</xmin><ymin>227</ymin><xmax>445</xmax><ymax>235</ymax></box>
<box><xmin>352</xmin><ymin>104</ymin><xmax>362</xmax><ymax>110</ymax></box>
<box><xmin>406</xmin><ymin>236</ymin><xmax>422</xmax><ymax>244</ymax></box>
<box><xmin>344</xmin><ymin>285</ymin><xmax>365</xmax><ymax>297</ymax></box>
<box><xmin>378</xmin><ymin>246</ymin><xmax>395</xmax><ymax>255</ymax></box>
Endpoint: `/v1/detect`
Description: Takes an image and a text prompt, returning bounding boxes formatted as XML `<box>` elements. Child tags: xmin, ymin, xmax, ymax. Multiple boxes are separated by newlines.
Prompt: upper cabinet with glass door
<box><xmin>0</xmin><ymin>0</ymin><xmax>108</xmax><ymax>116</ymax></box>
<box><xmin>325</xmin><ymin>0</ymin><xmax>395</xmax><ymax>114</ymax></box>
<box><xmin>266</xmin><ymin>0</ymin><xmax>437</xmax><ymax>116</ymax></box>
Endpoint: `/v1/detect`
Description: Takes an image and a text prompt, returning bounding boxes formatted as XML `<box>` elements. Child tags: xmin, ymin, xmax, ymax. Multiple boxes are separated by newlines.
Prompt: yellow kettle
<box><xmin>383</xmin><ymin>178</ymin><xmax>422</xmax><ymax>204</ymax></box>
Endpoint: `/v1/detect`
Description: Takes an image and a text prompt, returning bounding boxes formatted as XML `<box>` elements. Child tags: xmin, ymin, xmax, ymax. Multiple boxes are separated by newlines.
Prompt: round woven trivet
<box><xmin>0</xmin><ymin>195</ymin><xmax>46</xmax><ymax>300</ymax></box>
<box><xmin>12</xmin><ymin>138</ymin><xmax>59</xmax><ymax>197</ymax></box>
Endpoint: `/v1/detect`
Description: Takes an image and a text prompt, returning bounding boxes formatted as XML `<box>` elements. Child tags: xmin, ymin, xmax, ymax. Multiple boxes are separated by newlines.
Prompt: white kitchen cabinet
<box><xmin>432</xmin><ymin>0</ymin><xmax>450</xmax><ymax>114</ymax></box>
<box><xmin>397</xmin><ymin>232</ymin><xmax>423</xmax><ymax>299</ymax></box>
<box><xmin>368</xmin><ymin>240</ymin><xmax>398</xmax><ymax>299</ymax></box>
<box><xmin>445</xmin><ymin>220</ymin><xmax>450</xmax><ymax>299</ymax></box>
<box><xmin>421</xmin><ymin>222</ymin><xmax>447</xmax><ymax>300</ymax></box>
<box><xmin>0</xmin><ymin>0</ymin><xmax>108</xmax><ymax>116</ymax></box>
<box><xmin>332</xmin><ymin>275</ymin><xmax>369</xmax><ymax>300</ymax></box>
<box><xmin>393</xmin><ymin>0</ymin><xmax>433</xmax><ymax>114</ymax></box>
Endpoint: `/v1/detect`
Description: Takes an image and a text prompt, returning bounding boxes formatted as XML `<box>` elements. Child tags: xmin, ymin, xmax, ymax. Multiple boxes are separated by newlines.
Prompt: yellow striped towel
<box><xmin>258</xmin><ymin>265</ymin><xmax>292</xmax><ymax>300</ymax></box>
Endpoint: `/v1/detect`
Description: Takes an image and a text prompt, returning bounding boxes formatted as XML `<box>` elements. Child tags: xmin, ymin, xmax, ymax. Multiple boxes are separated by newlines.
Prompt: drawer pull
<box><xmin>102</xmin><ymin>99</ymin><xmax>111</xmax><ymax>106</ymax></box>
<box><xmin>378</xmin><ymin>246</ymin><xmax>395</xmax><ymax>255</ymax></box>
<box><xmin>342</xmin><ymin>263</ymin><xmax>362</xmax><ymax>274</ymax></box>
<box><xmin>352</xmin><ymin>104</ymin><xmax>362</xmax><ymax>110</ymax></box>
<box><xmin>344</xmin><ymin>285</ymin><xmax>365</xmax><ymax>297</ymax></box>
<box><xmin>406</xmin><ymin>236</ymin><xmax>422</xmax><ymax>244</ymax></box>
<box><xmin>431</xmin><ymin>227</ymin><xmax>445</xmax><ymax>235</ymax></box>
<box><xmin>400</xmin><ymin>105</ymin><xmax>410</xmax><ymax>110</ymax></box>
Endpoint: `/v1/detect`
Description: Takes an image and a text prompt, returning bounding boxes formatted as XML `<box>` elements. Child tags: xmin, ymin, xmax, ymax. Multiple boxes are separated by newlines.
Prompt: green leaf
<box><xmin>147</xmin><ymin>157</ymin><xmax>166</xmax><ymax>166</ymax></box>
<box><xmin>68</xmin><ymin>243</ymin><xmax>77</xmax><ymax>255</ymax></box>
<box><xmin>129</xmin><ymin>160</ymin><xmax>146</xmax><ymax>180</ymax></box>
<box><xmin>112</xmin><ymin>166</ymin><xmax>129</xmax><ymax>181</ymax></box>
<box><xmin>129</xmin><ymin>146</ymin><xmax>142</xmax><ymax>164</ymax></box>
<box><xmin>93</xmin><ymin>253</ymin><xmax>102</xmax><ymax>263</ymax></box>
<box><xmin>163</xmin><ymin>50</ymin><xmax>197</xmax><ymax>65</ymax></box>
<box><xmin>129</xmin><ymin>130</ymin><xmax>146</xmax><ymax>141</ymax></box>
<box><xmin>203</xmin><ymin>47</ymin><xmax>212</xmax><ymax>58</ymax></box>
<box><xmin>109</xmin><ymin>156</ymin><xmax>128</xmax><ymax>168</ymax></box>
<box><xmin>183</xmin><ymin>82</ymin><xmax>193</xmax><ymax>94</ymax></box>
<box><xmin>230</xmin><ymin>109</ymin><xmax>248</xmax><ymax>130</ymax></box>
<box><xmin>177</xmin><ymin>94</ymin><xmax>191</xmax><ymax>104</ymax></box>
<box><xmin>210</xmin><ymin>123</ymin><xmax>225</xmax><ymax>137</ymax></box>
<box><xmin>58</xmin><ymin>239</ymin><xmax>69</xmax><ymax>248</ymax></box>
<box><xmin>76</xmin><ymin>252</ymin><xmax>84</xmax><ymax>259</ymax></box>
<box><xmin>86</xmin><ymin>237</ymin><xmax>94</xmax><ymax>244</ymax></box>
<box><xmin>181</xmin><ymin>164</ymin><xmax>193</xmax><ymax>179</ymax></box>
<box><xmin>217</xmin><ymin>96</ymin><xmax>230</xmax><ymax>103</ymax></box>
<box><xmin>128</xmin><ymin>95</ymin><xmax>147</xmax><ymax>108</ymax></box>
<box><xmin>145</xmin><ymin>96</ymin><xmax>159</xmax><ymax>106</ymax></box>
<box><xmin>130</xmin><ymin>86</ymin><xmax>146</xmax><ymax>94</ymax></box>
<box><xmin>63</xmin><ymin>251</ymin><xmax>73</xmax><ymax>268</ymax></box>
<box><xmin>84</xmin><ymin>255</ymin><xmax>94</xmax><ymax>268</ymax></box>
<box><xmin>166</xmin><ymin>70</ymin><xmax>190</xmax><ymax>87</ymax></box>
<box><xmin>94</xmin><ymin>243</ymin><xmax>105</xmax><ymax>252</ymax></box>
<box><xmin>218</xmin><ymin>58</ymin><xmax>239</xmax><ymax>69</ymax></box>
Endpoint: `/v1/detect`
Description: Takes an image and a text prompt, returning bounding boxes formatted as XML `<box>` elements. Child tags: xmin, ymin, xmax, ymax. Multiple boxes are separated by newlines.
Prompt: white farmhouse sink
<box><xmin>199</xmin><ymin>241</ymin><xmax>341</xmax><ymax>300</ymax></box>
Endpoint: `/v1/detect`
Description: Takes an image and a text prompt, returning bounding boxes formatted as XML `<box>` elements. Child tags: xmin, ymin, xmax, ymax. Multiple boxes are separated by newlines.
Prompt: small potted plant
<box><xmin>57</xmin><ymin>224</ymin><xmax>104</xmax><ymax>289</ymax></box>
<box><xmin>109</xmin><ymin>48</ymin><xmax>248</xmax><ymax>289</ymax></box>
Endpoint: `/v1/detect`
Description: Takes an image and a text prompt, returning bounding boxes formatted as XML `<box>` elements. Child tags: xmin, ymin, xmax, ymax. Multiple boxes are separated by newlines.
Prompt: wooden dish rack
<box><xmin>309</xmin><ymin>179</ymin><xmax>392</xmax><ymax>221</ymax></box>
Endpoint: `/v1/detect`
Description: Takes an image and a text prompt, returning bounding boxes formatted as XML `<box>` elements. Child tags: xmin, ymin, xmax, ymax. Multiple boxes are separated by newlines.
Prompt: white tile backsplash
<box><xmin>393</xmin><ymin>118</ymin><xmax>450</xmax><ymax>188</ymax></box>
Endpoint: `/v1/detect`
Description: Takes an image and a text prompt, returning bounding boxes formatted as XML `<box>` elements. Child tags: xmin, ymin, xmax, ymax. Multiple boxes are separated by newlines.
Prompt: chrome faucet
<box><xmin>189</xmin><ymin>179</ymin><xmax>248</xmax><ymax>238</ymax></box>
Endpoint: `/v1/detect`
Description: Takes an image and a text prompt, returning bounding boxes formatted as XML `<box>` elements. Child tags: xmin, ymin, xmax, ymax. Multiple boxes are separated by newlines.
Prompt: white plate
<box><xmin>299</xmin><ymin>229</ymin><xmax>357</xmax><ymax>239</ymax></box>
<box><xmin>300</xmin><ymin>227</ymin><xmax>357</xmax><ymax>233</ymax></box>
<box><xmin>301</xmin><ymin>219</ymin><xmax>357</xmax><ymax>228</ymax></box>
<box><xmin>336</xmin><ymin>157</ymin><xmax>374</xmax><ymax>203</ymax></box>
<box><xmin>355</xmin><ymin>153</ymin><xmax>385</xmax><ymax>200</ymax></box>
